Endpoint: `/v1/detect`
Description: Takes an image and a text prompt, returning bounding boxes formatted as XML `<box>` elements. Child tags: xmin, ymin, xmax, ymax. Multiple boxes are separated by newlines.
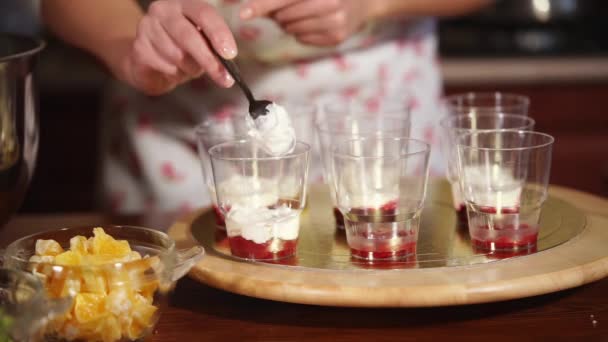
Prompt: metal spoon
<box><xmin>198</xmin><ymin>28</ymin><xmax>271</xmax><ymax>120</ymax></box>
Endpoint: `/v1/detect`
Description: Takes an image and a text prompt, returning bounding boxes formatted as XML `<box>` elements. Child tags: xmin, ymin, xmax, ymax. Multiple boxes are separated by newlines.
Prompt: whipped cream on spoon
<box><xmin>197</xmin><ymin>27</ymin><xmax>296</xmax><ymax>156</ymax></box>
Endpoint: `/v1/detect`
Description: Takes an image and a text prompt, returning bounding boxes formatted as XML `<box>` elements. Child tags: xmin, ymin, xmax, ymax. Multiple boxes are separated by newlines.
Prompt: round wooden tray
<box><xmin>168</xmin><ymin>181</ymin><xmax>608</xmax><ymax>307</ymax></box>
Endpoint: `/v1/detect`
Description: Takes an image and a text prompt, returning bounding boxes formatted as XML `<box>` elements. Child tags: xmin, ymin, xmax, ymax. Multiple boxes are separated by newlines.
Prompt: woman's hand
<box><xmin>121</xmin><ymin>0</ymin><xmax>238</xmax><ymax>95</ymax></box>
<box><xmin>240</xmin><ymin>0</ymin><xmax>378</xmax><ymax>47</ymax></box>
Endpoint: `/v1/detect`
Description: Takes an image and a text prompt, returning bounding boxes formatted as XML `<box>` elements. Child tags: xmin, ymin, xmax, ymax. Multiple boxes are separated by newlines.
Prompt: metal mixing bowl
<box><xmin>0</xmin><ymin>33</ymin><xmax>44</xmax><ymax>227</ymax></box>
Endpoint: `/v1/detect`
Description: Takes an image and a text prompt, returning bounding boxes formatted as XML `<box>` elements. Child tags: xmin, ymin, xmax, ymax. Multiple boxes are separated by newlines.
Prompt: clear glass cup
<box><xmin>196</xmin><ymin>115</ymin><xmax>249</xmax><ymax>229</ymax></box>
<box><xmin>197</xmin><ymin>103</ymin><xmax>318</xmax><ymax>228</ymax></box>
<box><xmin>440</xmin><ymin>113</ymin><xmax>536</xmax><ymax>224</ymax></box>
<box><xmin>209</xmin><ymin>139</ymin><xmax>311</xmax><ymax>260</ymax></box>
<box><xmin>3</xmin><ymin>225</ymin><xmax>204</xmax><ymax>342</ymax></box>
<box><xmin>331</xmin><ymin>137</ymin><xmax>430</xmax><ymax>260</ymax></box>
<box><xmin>456</xmin><ymin>130</ymin><xmax>555</xmax><ymax>252</ymax></box>
<box><xmin>444</xmin><ymin>92</ymin><xmax>530</xmax><ymax>116</ymax></box>
<box><xmin>316</xmin><ymin>102</ymin><xmax>411</xmax><ymax>229</ymax></box>
<box><xmin>280</xmin><ymin>103</ymin><xmax>321</xmax><ymax>190</ymax></box>
<box><xmin>0</xmin><ymin>268</ymin><xmax>71</xmax><ymax>342</ymax></box>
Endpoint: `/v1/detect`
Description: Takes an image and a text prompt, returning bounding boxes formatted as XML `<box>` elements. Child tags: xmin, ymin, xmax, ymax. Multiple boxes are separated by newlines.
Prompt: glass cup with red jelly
<box><xmin>456</xmin><ymin>130</ymin><xmax>554</xmax><ymax>252</ymax></box>
<box><xmin>331</xmin><ymin>137</ymin><xmax>430</xmax><ymax>261</ymax></box>
<box><xmin>196</xmin><ymin>114</ymin><xmax>249</xmax><ymax>230</ymax></box>
<box><xmin>209</xmin><ymin>139</ymin><xmax>311</xmax><ymax>260</ymax></box>
<box><xmin>439</xmin><ymin>113</ymin><xmax>535</xmax><ymax>225</ymax></box>
<box><xmin>316</xmin><ymin>102</ymin><xmax>411</xmax><ymax>229</ymax></box>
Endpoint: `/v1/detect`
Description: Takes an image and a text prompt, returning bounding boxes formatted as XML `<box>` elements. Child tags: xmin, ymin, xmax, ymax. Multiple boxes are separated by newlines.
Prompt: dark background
<box><xmin>11</xmin><ymin>1</ymin><xmax>608</xmax><ymax>213</ymax></box>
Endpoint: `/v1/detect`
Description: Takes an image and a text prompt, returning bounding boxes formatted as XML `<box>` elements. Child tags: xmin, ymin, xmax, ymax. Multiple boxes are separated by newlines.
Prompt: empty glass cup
<box><xmin>209</xmin><ymin>139</ymin><xmax>311</xmax><ymax>260</ymax></box>
<box><xmin>440</xmin><ymin>113</ymin><xmax>535</xmax><ymax>224</ymax></box>
<box><xmin>316</xmin><ymin>102</ymin><xmax>410</xmax><ymax>229</ymax></box>
<box><xmin>444</xmin><ymin>92</ymin><xmax>530</xmax><ymax>116</ymax></box>
<box><xmin>456</xmin><ymin>130</ymin><xmax>554</xmax><ymax>252</ymax></box>
<box><xmin>331</xmin><ymin>137</ymin><xmax>430</xmax><ymax>260</ymax></box>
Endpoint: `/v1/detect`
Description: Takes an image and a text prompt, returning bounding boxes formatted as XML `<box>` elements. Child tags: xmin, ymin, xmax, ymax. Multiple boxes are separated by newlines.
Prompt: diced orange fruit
<box><xmin>126</xmin><ymin>298</ymin><xmax>157</xmax><ymax>341</ymax></box>
<box><xmin>133</xmin><ymin>302</ymin><xmax>157</xmax><ymax>326</ymax></box>
<box><xmin>129</xmin><ymin>251</ymin><xmax>142</xmax><ymax>261</ymax></box>
<box><xmin>82</xmin><ymin>271</ymin><xmax>108</xmax><ymax>294</ymax></box>
<box><xmin>98</xmin><ymin>315</ymin><xmax>122</xmax><ymax>342</ymax></box>
<box><xmin>91</xmin><ymin>227</ymin><xmax>131</xmax><ymax>258</ymax></box>
<box><xmin>74</xmin><ymin>293</ymin><xmax>107</xmax><ymax>323</ymax></box>
<box><xmin>139</xmin><ymin>280</ymin><xmax>159</xmax><ymax>299</ymax></box>
<box><xmin>54</xmin><ymin>250</ymin><xmax>83</xmax><ymax>266</ymax></box>
<box><xmin>69</xmin><ymin>235</ymin><xmax>90</xmax><ymax>255</ymax></box>
<box><xmin>30</xmin><ymin>227</ymin><xmax>160</xmax><ymax>341</ymax></box>
<box><xmin>35</xmin><ymin>239</ymin><xmax>64</xmax><ymax>256</ymax></box>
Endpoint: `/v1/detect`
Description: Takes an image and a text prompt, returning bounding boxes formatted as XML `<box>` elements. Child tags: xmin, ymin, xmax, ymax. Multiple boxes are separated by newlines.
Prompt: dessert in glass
<box><xmin>331</xmin><ymin>136</ymin><xmax>430</xmax><ymax>260</ymax></box>
<box><xmin>316</xmin><ymin>101</ymin><xmax>410</xmax><ymax>229</ymax></box>
<box><xmin>197</xmin><ymin>103</ymin><xmax>316</xmax><ymax>228</ymax></box>
<box><xmin>209</xmin><ymin>139</ymin><xmax>310</xmax><ymax>260</ymax></box>
<box><xmin>444</xmin><ymin>92</ymin><xmax>530</xmax><ymax>116</ymax></box>
<box><xmin>439</xmin><ymin>113</ymin><xmax>535</xmax><ymax>226</ymax></box>
<box><xmin>457</xmin><ymin>130</ymin><xmax>554</xmax><ymax>252</ymax></box>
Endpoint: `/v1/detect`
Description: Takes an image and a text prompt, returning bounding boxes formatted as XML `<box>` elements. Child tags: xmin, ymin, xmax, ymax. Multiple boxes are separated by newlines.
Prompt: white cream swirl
<box><xmin>247</xmin><ymin>103</ymin><xmax>296</xmax><ymax>156</ymax></box>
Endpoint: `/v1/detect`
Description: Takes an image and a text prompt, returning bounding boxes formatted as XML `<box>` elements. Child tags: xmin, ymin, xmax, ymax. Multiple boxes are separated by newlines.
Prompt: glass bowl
<box><xmin>0</xmin><ymin>268</ymin><xmax>71</xmax><ymax>342</ymax></box>
<box><xmin>2</xmin><ymin>225</ymin><xmax>204</xmax><ymax>342</ymax></box>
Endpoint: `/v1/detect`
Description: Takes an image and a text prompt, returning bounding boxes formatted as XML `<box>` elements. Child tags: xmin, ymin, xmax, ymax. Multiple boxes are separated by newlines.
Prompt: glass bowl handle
<box><xmin>172</xmin><ymin>246</ymin><xmax>205</xmax><ymax>282</ymax></box>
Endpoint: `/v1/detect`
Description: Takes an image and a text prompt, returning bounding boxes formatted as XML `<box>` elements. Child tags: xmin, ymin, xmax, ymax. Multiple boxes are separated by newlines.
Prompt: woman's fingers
<box><xmin>133</xmin><ymin>21</ymin><xmax>179</xmax><ymax>75</ymax></box>
<box><xmin>295</xmin><ymin>32</ymin><xmax>349</xmax><ymax>46</ymax></box>
<box><xmin>146</xmin><ymin>0</ymin><xmax>235</xmax><ymax>87</ymax></box>
<box><xmin>181</xmin><ymin>0</ymin><xmax>237</xmax><ymax>60</ymax></box>
<box><xmin>240</xmin><ymin>0</ymin><xmax>300</xmax><ymax>19</ymax></box>
<box><xmin>165</xmin><ymin>17</ymin><xmax>232</xmax><ymax>87</ymax></box>
<box><xmin>282</xmin><ymin>11</ymin><xmax>347</xmax><ymax>35</ymax></box>
<box><xmin>147</xmin><ymin>17</ymin><xmax>205</xmax><ymax>75</ymax></box>
<box><xmin>273</xmin><ymin>0</ymin><xmax>340</xmax><ymax>23</ymax></box>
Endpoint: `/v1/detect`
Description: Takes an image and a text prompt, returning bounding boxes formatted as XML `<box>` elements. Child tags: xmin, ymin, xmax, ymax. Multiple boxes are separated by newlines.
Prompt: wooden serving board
<box><xmin>168</xmin><ymin>181</ymin><xmax>608</xmax><ymax>307</ymax></box>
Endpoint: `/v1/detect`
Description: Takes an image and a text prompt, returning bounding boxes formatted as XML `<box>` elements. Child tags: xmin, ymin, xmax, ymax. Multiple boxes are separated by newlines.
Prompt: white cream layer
<box><xmin>225</xmin><ymin>205</ymin><xmax>300</xmax><ymax>244</ymax></box>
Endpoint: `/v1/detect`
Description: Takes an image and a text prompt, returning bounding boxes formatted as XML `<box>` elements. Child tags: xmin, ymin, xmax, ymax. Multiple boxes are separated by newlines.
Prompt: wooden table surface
<box><xmin>6</xmin><ymin>191</ymin><xmax>608</xmax><ymax>341</ymax></box>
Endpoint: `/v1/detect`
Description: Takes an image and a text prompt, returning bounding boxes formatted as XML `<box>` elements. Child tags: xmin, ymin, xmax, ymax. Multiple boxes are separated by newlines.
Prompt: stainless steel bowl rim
<box><xmin>0</xmin><ymin>33</ymin><xmax>45</xmax><ymax>63</ymax></box>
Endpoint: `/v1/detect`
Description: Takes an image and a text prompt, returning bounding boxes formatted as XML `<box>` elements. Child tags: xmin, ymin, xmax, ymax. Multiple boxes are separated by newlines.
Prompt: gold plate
<box><xmin>190</xmin><ymin>182</ymin><xmax>586</xmax><ymax>270</ymax></box>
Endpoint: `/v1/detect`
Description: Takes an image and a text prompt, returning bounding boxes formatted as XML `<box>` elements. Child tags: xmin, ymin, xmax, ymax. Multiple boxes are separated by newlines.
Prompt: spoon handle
<box><xmin>192</xmin><ymin>23</ymin><xmax>256</xmax><ymax>104</ymax></box>
<box><xmin>214</xmin><ymin>55</ymin><xmax>255</xmax><ymax>104</ymax></box>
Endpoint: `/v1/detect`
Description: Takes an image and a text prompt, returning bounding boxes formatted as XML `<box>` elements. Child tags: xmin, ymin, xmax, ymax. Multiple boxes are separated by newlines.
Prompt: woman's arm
<box><xmin>242</xmin><ymin>0</ymin><xmax>493</xmax><ymax>47</ymax></box>
<box><xmin>370</xmin><ymin>0</ymin><xmax>494</xmax><ymax>20</ymax></box>
<box><xmin>42</xmin><ymin>0</ymin><xmax>143</xmax><ymax>85</ymax></box>
<box><xmin>42</xmin><ymin>0</ymin><xmax>237</xmax><ymax>95</ymax></box>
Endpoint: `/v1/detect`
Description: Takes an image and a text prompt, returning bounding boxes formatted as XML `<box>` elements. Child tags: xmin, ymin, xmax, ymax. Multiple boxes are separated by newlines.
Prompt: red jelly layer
<box><xmin>349</xmin><ymin>200</ymin><xmax>398</xmax><ymax>217</ymax></box>
<box><xmin>346</xmin><ymin>200</ymin><xmax>414</xmax><ymax>260</ymax></box>
<box><xmin>475</xmin><ymin>244</ymin><xmax>538</xmax><ymax>259</ymax></box>
<box><xmin>457</xmin><ymin>205</ymin><xmax>520</xmax><ymax>227</ymax></box>
<box><xmin>471</xmin><ymin>222</ymin><xmax>538</xmax><ymax>251</ymax></box>
<box><xmin>471</xmin><ymin>233</ymin><xmax>538</xmax><ymax>251</ymax></box>
<box><xmin>350</xmin><ymin>241</ymin><xmax>416</xmax><ymax>260</ymax></box>
<box><xmin>478</xmin><ymin>206</ymin><xmax>520</xmax><ymax>214</ymax></box>
<box><xmin>351</xmin><ymin>254</ymin><xmax>417</xmax><ymax>269</ymax></box>
<box><xmin>228</xmin><ymin>236</ymin><xmax>298</xmax><ymax>260</ymax></box>
<box><xmin>212</xmin><ymin>205</ymin><xmax>226</xmax><ymax>228</ymax></box>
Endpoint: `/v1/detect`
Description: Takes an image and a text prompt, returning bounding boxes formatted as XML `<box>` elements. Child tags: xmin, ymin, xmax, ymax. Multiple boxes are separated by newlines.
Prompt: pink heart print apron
<box><xmin>99</xmin><ymin>0</ymin><xmax>445</xmax><ymax>216</ymax></box>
